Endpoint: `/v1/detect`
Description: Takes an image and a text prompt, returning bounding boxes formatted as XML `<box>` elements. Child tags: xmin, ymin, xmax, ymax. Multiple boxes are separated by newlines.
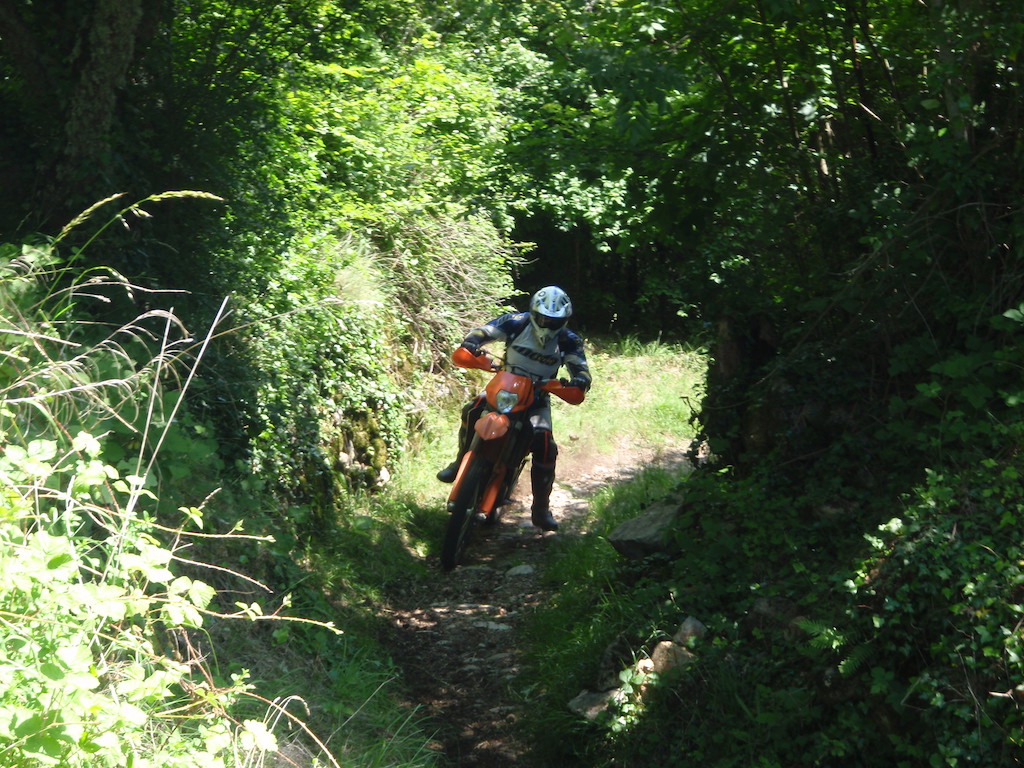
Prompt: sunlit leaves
<box><xmin>301</xmin><ymin>53</ymin><xmax>508</xmax><ymax>216</ymax></box>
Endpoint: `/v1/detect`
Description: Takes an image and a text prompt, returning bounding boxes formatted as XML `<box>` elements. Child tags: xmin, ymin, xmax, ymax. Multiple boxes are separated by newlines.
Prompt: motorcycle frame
<box><xmin>447</xmin><ymin>370</ymin><xmax>537</xmax><ymax>519</ymax></box>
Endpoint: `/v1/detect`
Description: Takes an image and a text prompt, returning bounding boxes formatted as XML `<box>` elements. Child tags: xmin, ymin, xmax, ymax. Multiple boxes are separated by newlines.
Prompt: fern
<box><xmin>838</xmin><ymin>643</ymin><xmax>874</xmax><ymax>676</ymax></box>
<box><xmin>797</xmin><ymin>617</ymin><xmax>873</xmax><ymax>676</ymax></box>
<box><xmin>796</xmin><ymin>617</ymin><xmax>847</xmax><ymax>651</ymax></box>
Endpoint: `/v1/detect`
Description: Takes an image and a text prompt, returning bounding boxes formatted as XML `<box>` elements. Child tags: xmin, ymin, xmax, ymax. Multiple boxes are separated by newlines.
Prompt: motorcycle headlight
<box><xmin>495</xmin><ymin>389</ymin><xmax>519</xmax><ymax>413</ymax></box>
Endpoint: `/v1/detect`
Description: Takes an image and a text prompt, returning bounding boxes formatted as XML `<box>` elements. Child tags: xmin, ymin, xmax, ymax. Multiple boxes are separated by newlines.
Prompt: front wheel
<box><xmin>441</xmin><ymin>458</ymin><xmax>490</xmax><ymax>571</ymax></box>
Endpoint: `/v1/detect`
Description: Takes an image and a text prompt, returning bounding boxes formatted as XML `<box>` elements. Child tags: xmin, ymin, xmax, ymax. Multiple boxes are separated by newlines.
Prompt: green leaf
<box><xmin>119</xmin><ymin>543</ymin><xmax>175</xmax><ymax>583</ymax></box>
<box><xmin>39</xmin><ymin>662</ymin><xmax>65</xmax><ymax>681</ymax></box>
<box><xmin>188</xmin><ymin>579</ymin><xmax>216</xmax><ymax>611</ymax></box>
<box><xmin>71</xmin><ymin>431</ymin><xmax>103</xmax><ymax>457</ymax></box>
<box><xmin>24</xmin><ymin>731</ymin><xmax>67</xmax><ymax>760</ymax></box>
<box><xmin>163</xmin><ymin>596</ymin><xmax>204</xmax><ymax>628</ymax></box>
<box><xmin>56</xmin><ymin>644</ymin><xmax>100</xmax><ymax>691</ymax></box>
<box><xmin>1003</xmin><ymin>305</ymin><xmax>1024</xmax><ymax>322</ymax></box>
<box><xmin>13</xmin><ymin>713</ymin><xmax>48</xmax><ymax>739</ymax></box>
<box><xmin>68</xmin><ymin>582</ymin><xmax>128</xmax><ymax>621</ymax></box>
<box><xmin>961</xmin><ymin>382</ymin><xmax>992</xmax><ymax>409</ymax></box>
<box><xmin>26</xmin><ymin>531</ymin><xmax>77</xmax><ymax>581</ymax></box>
<box><xmin>47</xmin><ymin>553</ymin><xmax>73</xmax><ymax>570</ymax></box>
<box><xmin>179</xmin><ymin>505</ymin><xmax>205</xmax><ymax>529</ymax></box>
<box><xmin>240</xmin><ymin>719</ymin><xmax>278</xmax><ymax>753</ymax></box>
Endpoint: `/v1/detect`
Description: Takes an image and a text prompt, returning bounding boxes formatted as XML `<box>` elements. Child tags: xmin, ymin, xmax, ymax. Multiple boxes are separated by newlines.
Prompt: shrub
<box><xmin>0</xmin><ymin>228</ymin><xmax>345</xmax><ymax>767</ymax></box>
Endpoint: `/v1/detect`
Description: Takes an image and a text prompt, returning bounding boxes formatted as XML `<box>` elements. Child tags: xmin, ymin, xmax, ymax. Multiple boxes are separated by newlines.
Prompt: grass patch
<box><xmin>557</xmin><ymin>337</ymin><xmax>707</xmax><ymax>458</ymax></box>
<box><xmin>212</xmin><ymin>615</ymin><xmax>438</xmax><ymax>768</ymax></box>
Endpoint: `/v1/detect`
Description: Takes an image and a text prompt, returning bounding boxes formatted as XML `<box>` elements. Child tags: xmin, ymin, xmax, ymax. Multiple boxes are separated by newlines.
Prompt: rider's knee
<box><xmin>531</xmin><ymin>428</ymin><xmax>558</xmax><ymax>464</ymax></box>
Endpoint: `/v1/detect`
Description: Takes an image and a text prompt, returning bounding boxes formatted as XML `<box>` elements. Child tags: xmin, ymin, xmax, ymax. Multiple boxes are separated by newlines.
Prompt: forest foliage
<box><xmin>2</xmin><ymin>0</ymin><xmax>1024</xmax><ymax>765</ymax></box>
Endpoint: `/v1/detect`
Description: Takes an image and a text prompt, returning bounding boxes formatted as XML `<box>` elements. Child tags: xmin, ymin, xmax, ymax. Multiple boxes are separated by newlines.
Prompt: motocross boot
<box><xmin>530</xmin><ymin>462</ymin><xmax>559</xmax><ymax>532</ymax></box>
<box><xmin>436</xmin><ymin>458</ymin><xmax>462</xmax><ymax>483</ymax></box>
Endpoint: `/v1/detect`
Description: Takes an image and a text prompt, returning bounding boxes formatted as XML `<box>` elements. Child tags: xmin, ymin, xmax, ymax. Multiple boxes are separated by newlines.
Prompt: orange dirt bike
<box><xmin>440</xmin><ymin>345</ymin><xmax>586</xmax><ymax>571</ymax></box>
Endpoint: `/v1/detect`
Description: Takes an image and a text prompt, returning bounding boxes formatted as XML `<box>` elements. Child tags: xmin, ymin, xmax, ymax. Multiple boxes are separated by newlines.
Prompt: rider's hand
<box><xmin>460</xmin><ymin>340</ymin><xmax>481</xmax><ymax>355</ymax></box>
<box><xmin>567</xmin><ymin>375</ymin><xmax>590</xmax><ymax>391</ymax></box>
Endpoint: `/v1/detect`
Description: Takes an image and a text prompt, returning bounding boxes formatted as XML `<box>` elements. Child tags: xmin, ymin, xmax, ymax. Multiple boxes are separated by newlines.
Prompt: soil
<box><xmin>381</xmin><ymin>442</ymin><xmax>691</xmax><ymax>768</ymax></box>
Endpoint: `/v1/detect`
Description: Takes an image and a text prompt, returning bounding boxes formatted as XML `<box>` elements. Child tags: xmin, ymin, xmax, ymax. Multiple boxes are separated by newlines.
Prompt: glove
<box><xmin>567</xmin><ymin>375</ymin><xmax>590</xmax><ymax>391</ymax></box>
<box><xmin>460</xmin><ymin>340</ymin><xmax>481</xmax><ymax>355</ymax></box>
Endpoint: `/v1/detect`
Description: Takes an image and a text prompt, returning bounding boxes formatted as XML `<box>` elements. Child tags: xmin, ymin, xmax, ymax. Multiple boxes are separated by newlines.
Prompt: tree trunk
<box><xmin>60</xmin><ymin>1</ymin><xmax>143</xmax><ymax>176</ymax></box>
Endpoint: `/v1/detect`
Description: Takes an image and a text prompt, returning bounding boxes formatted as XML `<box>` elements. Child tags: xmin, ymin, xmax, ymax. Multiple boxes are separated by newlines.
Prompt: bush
<box><xmin>0</xmin><ymin>235</ymin><xmax>281</xmax><ymax>767</ymax></box>
<box><xmin>0</xmin><ymin>226</ymin><xmax>439</xmax><ymax>768</ymax></box>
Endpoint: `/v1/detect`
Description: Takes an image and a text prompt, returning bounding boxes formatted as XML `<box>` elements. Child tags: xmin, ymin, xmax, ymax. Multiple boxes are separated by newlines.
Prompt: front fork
<box><xmin>448</xmin><ymin>413</ymin><xmax>529</xmax><ymax>516</ymax></box>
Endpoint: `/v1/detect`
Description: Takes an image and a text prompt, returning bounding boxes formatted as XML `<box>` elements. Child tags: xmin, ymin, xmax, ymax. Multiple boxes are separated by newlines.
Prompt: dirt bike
<box><xmin>440</xmin><ymin>345</ymin><xmax>586</xmax><ymax>571</ymax></box>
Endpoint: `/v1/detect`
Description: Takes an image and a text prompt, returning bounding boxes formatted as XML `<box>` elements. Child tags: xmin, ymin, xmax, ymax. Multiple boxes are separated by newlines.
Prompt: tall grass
<box><xmin>0</xmin><ymin>198</ymin><xmax>440</xmax><ymax>768</ymax></box>
<box><xmin>1</xmin><ymin>230</ymin><xmax>271</xmax><ymax>766</ymax></box>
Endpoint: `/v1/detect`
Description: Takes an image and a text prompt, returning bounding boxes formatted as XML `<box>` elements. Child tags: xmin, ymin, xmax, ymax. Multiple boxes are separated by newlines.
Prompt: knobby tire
<box><xmin>441</xmin><ymin>458</ymin><xmax>489</xmax><ymax>571</ymax></box>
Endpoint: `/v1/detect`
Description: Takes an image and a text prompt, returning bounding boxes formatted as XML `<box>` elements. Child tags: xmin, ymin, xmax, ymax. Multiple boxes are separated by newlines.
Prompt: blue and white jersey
<box><xmin>466</xmin><ymin>312</ymin><xmax>591</xmax><ymax>384</ymax></box>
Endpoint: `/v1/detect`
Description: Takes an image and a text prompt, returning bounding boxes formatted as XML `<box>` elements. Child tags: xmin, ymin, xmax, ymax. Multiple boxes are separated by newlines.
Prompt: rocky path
<box><xmin>382</xmin><ymin>445</ymin><xmax>690</xmax><ymax>767</ymax></box>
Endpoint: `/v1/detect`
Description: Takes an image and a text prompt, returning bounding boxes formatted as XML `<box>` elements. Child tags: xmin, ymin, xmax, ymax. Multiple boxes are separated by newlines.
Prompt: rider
<box><xmin>436</xmin><ymin>286</ymin><xmax>592</xmax><ymax>532</ymax></box>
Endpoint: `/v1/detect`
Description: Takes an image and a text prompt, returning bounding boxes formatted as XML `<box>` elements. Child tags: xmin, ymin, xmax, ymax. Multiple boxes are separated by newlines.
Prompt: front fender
<box><xmin>475</xmin><ymin>411</ymin><xmax>510</xmax><ymax>441</ymax></box>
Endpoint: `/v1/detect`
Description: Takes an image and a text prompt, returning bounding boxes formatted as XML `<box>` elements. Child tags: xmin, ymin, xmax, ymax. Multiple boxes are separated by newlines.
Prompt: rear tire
<box><xmin>441</xmin><ymin>458</ymin><xmax>490</xmax><ymax>571</ymax></box>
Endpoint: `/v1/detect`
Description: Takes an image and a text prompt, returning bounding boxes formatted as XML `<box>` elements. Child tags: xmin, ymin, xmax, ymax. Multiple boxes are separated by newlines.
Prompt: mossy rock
<box><xmin>330</xmin><ymin>409</ymin><xmax>390</xmax><ymax>482</ymax></box>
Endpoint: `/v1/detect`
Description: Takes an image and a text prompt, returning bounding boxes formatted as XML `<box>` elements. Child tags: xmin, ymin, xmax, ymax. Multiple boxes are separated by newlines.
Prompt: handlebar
<box><xmin>451</xmin><ymin>346</ymin><xmax>585</xmax><ymax>404</ymax></box>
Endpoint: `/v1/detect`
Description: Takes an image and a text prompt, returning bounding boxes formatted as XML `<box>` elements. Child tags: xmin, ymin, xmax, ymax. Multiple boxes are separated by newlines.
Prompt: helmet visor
<box><xmin>532</xmin><ymin>312</ymin><xmax>567</xmax><ymax>331</ymax></box>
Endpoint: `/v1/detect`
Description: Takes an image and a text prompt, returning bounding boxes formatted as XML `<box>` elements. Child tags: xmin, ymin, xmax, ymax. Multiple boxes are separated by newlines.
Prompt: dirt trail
<box><xmin>382</xmin><ymin>444</ymin><xmax>691</xmax><ymax>767</ymax></box>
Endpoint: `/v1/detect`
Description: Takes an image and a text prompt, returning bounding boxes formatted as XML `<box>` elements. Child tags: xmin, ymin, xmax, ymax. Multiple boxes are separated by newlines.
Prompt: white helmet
<box><xmin>529</xmin><ymin>286</ymin><xmax>572</xmax><ymax>344</ymax></box>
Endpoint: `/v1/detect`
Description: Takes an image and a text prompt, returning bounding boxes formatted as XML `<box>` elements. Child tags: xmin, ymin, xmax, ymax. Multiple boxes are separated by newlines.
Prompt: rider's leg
<box><xmin>437</xmin><ymin>395</ymin><xmax>485</xmax><ymax>482</ymax></box>
<box><xmin>529</xmin><ymin>407</ymin><xmax>559</xmax><ymax>531</ymax></box>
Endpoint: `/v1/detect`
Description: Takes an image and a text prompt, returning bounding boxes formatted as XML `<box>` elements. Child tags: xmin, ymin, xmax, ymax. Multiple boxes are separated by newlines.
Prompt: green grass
<box><xmin>214</xmin><ymin>617</ymin><xmax>439</xmax><ymax>768</ymax></box>
<box><xmin>556</xmin><ymin>337</ymin><xmax>706</xmax><ymax>457</ymax></box>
